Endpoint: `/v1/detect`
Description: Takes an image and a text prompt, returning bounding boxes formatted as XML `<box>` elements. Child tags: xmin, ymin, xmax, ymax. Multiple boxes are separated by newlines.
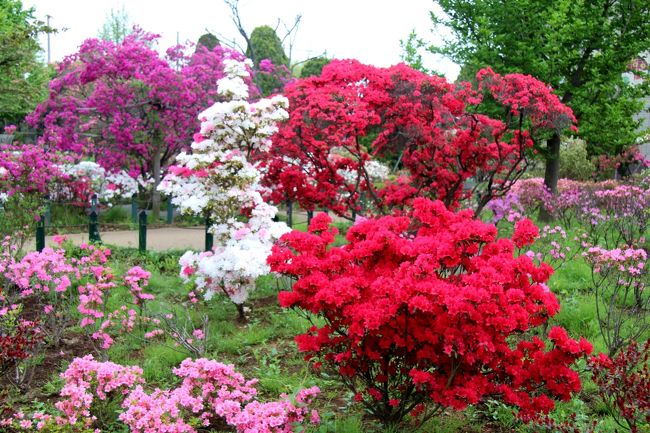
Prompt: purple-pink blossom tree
<box><xmin>27</xmin><ymin>28</ymin><xmax>252</xmax><ymax>217</ymax></box>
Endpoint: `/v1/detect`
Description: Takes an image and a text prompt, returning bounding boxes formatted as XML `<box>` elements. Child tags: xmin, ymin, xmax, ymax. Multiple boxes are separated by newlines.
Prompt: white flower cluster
<box><xmin>57</xmin><ymin>161</ymin><xmax>138</xmax><ymax>204</ymax></box>
<box><xmin>178</xmin><ymin>200</ymin><xmax>290</xmax><ymax>303</ymax></box>
<box><xmin>337</xmin><ymin>160</ymin><xmax>391</xmax><ymax>184</ymax></box>
<box><xmin>159</xmin><ymin>57</ymin><xmax>291</xmax><ymax>306</ymax></box>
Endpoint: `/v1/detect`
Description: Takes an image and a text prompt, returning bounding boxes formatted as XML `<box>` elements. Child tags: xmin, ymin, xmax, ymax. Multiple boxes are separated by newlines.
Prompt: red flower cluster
<box><xmin>0</xmin><ymin>304</ymin><xmax>42</xmax><ymax>378</ymax></box>
<box><xmin>269</xmin><ymin>198</ymin><xmax>591</xmax><ymax>426</ymax></box>
<box><xmin>589</xmin><ymin>340</ymin><xmax>649</xmax><ymax>433</ymax></box>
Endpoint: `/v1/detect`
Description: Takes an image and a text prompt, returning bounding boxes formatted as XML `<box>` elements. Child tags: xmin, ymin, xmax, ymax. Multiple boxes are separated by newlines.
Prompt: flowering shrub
<box><xmin>594</xmin><ymin>145</ymin><xmax>650</xmax><ymax>180</ymax></box>
<box><xmin>0</xmin><ymin>236</ymin><xmax>157</xmax><ymax>352</ymax></box>
<box><xmin>55</xmin><ymin>355</ymin><xmax>145</xmax><ymax>427</ymax></box>
<box><xmin>3</xmin><ymin>356</ymin><xmax>320</xmax><ymax>433</ymax></box>
<box><xmin>0</xmin><ymin>301</ymin><xmax>41</xmax><ymax>382</ymax></box>
<box><xmin>520</xmin><ymin>224</ymin><xmax>585</xmax><ymax>271</ymax></box>
<box><xmin>159</xmin><ymin>58</ymin><xmax>290</xmax><ymax>316</ymax></box>
<box><xmin>591</xmin><ymin>185</ymin><xmax>650</xmax><ymax>247</ymax></box>
<box><xmin>269</xmin><ymin>198</ymin><xmax>591</xmax><ymax>427</ymax></box>
<box><xmin>0</xmin><ymin>242</ymin><xmax>113</xmax><ymax>346</ymax></box>
<box><xmin>264</xmin><ymin>61</ymin><xmax>576</xmax><ymax>219</ymax></box>
<box><xmin>589</xmin><ymin>340</ymin><xmax>649</xmax><ymax>433</ymax></box>
<box><xmin>584</xmin><ymin>246</ymin><xmax>648</xmax><ymax>356</ymax></box>
<box><xmin>0</xmin><ymin>144</ymin><xmax>70</xmax><ymax>247</ymax></box>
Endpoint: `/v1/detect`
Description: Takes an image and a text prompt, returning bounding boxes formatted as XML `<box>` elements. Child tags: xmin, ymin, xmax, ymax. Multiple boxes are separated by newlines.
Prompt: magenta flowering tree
<box><xmin>27</xmin><ymin>28</ymin><xmax>253</xmax><ymax>216</ymax></box>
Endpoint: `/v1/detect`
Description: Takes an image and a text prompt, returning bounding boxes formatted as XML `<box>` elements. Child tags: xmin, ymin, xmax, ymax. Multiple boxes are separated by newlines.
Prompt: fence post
<box><xmin>205</xmin><ymin>216</ymin><xmax>213</xmax><ymax>252</ymax></box>
<box><xmin>89</xmin><ymin>210</ymin><xmax>101</xmax><ymax>243</ymax></box>
<box><xmin>307</xmin><ymin>210</ymin><xmax>313</xmax><ymax>226</ymax></box>
<box><xmin>44</xmin><ymin>194</ymin><xmax>51</xmax><ymax>226</ymax></box>
<box><xmin>166</xmin><ymin>198</ymin><xmax>173</xmax><ymax>224</ymax></box>
<box><xmin>36</xmin><ymin>215</ymin><xmax>45</xmax><ymax>252</ymax></box>
<box><xmin>286</xmin><ymin>200</ymin><xmax>293</xmax><ymax>228</ymax></box>
<box><xmin>131</xmin><ymin>194</ymin><xmax>138</xmax><ymax>223</ymax></box>
<box><xmin>138</xmin><ymin>210</ymin><xmax>147</xmax><ymax>253</ymax></box>
<box><xmin>90</xmin><ymin>193</ymin><xmax>98</xmax><ymax>214</ymax></box>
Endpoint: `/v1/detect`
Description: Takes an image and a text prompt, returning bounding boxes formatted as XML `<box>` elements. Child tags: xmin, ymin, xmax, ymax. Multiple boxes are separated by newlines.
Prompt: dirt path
<box><xmin>25</xmin><ymin>227</ymin><xmax>207</xmax><ymax>252</ymax></box>
<box><xmin>24</xmin><ymin>210</ymin><xmax>348</xmax><ymax>252</ymax></box>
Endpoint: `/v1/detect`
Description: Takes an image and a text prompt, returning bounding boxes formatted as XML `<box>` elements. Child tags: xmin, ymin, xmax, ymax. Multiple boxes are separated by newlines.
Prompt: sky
<box><xmin>22</xmin><ymin>0</ymin><xmax>460</xmax><ymax>80</ymax></box>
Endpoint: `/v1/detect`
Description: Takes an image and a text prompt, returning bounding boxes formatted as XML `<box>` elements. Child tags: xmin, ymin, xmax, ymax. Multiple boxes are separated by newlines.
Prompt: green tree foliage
<box><xmin>427</xmin><ymin>0</ymin><xmax>650</xmax><ymax>200</ymax></box>
<box><xmin>0</xmin><ymin>0</ymin><xmax>51</xmax><ymax>126</ymax></box>
<box><xmin>299</xmin><ymin>56</ymin><xmax>330</xmax><ymax>78</ymax></box>
<box><xmin>246</xmin><ymin>25</ymin><xmax>290</xmax><ymax>96</ymax></box>
<box><xmin>98</xmin><ymin>6</ymin><xmax>132</xmax><ymax>43</ymax></box>
<box><xmin>558</xmin><ymin>137</ymin><xmax>596</xmax><ymax>181</ymax></box>
<box><xmin>399</xmin><ymin>30</ymin><xmax>444</xmax><ymax>77</ymax></box>
<box><xmin>196</xmin><ymin>32</ymin><xmax>219</xmax><ymax>51</ymax></box>
<box><xmin>245</xmin><ymin>25</ymin><xmax>288</xmax><ymax>67</ymax></box>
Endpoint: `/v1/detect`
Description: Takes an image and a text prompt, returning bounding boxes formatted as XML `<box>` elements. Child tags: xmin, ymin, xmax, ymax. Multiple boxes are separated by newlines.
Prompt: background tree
<box><xmin>426</xmin><ymin>0</ymin><xmax>650</xmax><ymax>215</ymax></box>
<box><xmin>196</xmin><ymin>32</ymin><xmax>219</xmax><ymax>51</ymax></box>
<box><xmin>399</xmin><ymin>30</ymin><xmax>444</xmax><ymax>77</ymax></box>
<box><xmin>0</xmin><ymin>0</ymin><xmax>52</xmax><ymax>127</ymax></box>
<box><xmin>245</xmin><ymin>25</ymin><xmax>288</xmax><ymax>67</ymax></box>
<box><xmin>97</xmin><ymin>6</ymin><xmax>132</xmax><ymax>43</ymax></box>
<box><xmin>299</xmin><ymin>56</ymin><xmax>330</xmax><ymax>78</ymax></box>
<box><xmin>245</xmin><ymin>25</ymin><xmax>290</xmax><ymax>95</ymax></box>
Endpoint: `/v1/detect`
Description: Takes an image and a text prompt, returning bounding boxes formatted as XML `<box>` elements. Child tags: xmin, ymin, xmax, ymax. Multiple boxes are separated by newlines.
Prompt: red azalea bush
<box><xmin>589</xmin><ymin>340</ymin><xmax>649</xmax><ymax>433</ymax></box>
<box><xmin>262</xmin><ymin>61</ymin><xmax>576</xmax><ymax>219</ymax></box>
<box><xmin>269</xmin><ymin>198</ymin><xmax>591</xmax><ymax>427</ymax></box>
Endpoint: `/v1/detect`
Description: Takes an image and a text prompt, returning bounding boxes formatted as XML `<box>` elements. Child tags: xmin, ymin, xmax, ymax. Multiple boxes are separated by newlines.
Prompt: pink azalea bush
<box><xmin>3</xmin><ymin>356</ymin><xmax>320</xmax><ymax>433</ymax></box>
<box><xmin>584</xmin><ymin>246</ymin><xmax>648</xmax><ymax>356</ymax></box>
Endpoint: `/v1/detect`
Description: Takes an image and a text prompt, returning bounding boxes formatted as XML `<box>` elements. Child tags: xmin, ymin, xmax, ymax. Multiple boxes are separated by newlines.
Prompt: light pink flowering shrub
<box><xmin>55</xmin><ymin>354</ymin><xmax>145</xmax><ymax>427</ymax></box>
<box><xmin>584</xmin><ymin>246</ymin><xmax>648</xmax><ymax>356</ymax></box>
<box><xmin>5</xmin><ymin>357</ymin><xmax>320</xmax><ymax>433</ymax></box>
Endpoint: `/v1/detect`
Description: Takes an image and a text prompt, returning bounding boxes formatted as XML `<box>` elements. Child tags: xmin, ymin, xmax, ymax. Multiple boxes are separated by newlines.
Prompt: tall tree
<box><xmin>299</xmin><ymin>56</ymin><xmax>330</xmax><ymax>78</ymax></box>
<box><xmin>0</xmin><ymin>0</ymin><xmax>52</xmax><ymax>126</ymax></box>
<box><xmin>27</xmin><ymin>30</ymin><xmax>252</xmax><ymax>218</ymax></box>
<box><xmin>245</xmin><ymin>25</ymin><xmax>288</xmax><ymax>67</ymax></box>
<box><xmin>427</xmin><ymin>0</ymin><xmax>650</xmax><ymax>215</ymax></box>
<box><xmin>196</xmin><ymin>32</ymin><xmax>220</xmax><ymax>51</ymax></box>
<box><xmin>98</xmin><ymin>6</ymin><xmax>132</xmax><ymax>43</ymax></box>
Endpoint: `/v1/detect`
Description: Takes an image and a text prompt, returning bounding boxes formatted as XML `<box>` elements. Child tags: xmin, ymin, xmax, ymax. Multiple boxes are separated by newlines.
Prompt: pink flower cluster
<box><xmin>0</xmin><ymin>237</ymin><xmax>155</xmax><ymax>350</ymax></box>
<box><xmin>55</xmin><ymin>355</ymin><xmax>145</xmax><ymax>427</ymax></box>
<box><xmin>124</xmin><ymin>266</ymin><xmax>154</xmax><ymax>305</ymax></box>
<box><xmin>121</xmin><ymin>358</ymin><xmax>320</xmax><ymax>433</ymax></box>
<box><xmin>585</xmin><ymin>247</ymin><xmax>647</xmax><ymax>276</ymax></box>
<box><xmin>6</xmin><ymin>357</ymin><xmax>320</xmax><ymax>432</ymax></box>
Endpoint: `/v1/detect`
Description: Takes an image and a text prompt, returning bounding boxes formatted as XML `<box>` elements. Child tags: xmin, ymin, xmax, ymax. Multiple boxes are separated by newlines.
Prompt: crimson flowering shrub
<box><xmin>589</xmin><ymin>340</ymin><xmax>649</xmax><ymax>433</ymax></box>
<box><xmin>1</xmin><ymin>356</ymin><xmax>320</xmax><ymax>433</ymax></box>
<box><xmin>269</xmin><ymin>198</ymin><xmax>591</xmax><ymax>427</ymax></box>
<box><xmin>262</xmin><ymin>61</ymin><xmax>576</xmax><ymax>219</ymax></box>
<box><xmin>0</xmin><ymin>300</ymin><xmax>42</xmax><ymax>382</ymax></box>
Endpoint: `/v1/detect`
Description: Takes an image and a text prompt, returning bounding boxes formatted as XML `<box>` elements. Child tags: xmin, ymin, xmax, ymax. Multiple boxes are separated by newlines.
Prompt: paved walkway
<box><xmin>26</xmin><ymin>227</ymin><xmax>207</xmax><ymax>252</ymax></box>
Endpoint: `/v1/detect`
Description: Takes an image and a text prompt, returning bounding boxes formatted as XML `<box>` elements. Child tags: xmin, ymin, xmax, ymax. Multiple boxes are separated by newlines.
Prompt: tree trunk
<box><xmin>152</xmin><ymin>144</ymin><xmax>162</xmax><ymax>220</ymax></box>
<box><xmin>539</xmin><ymin>132</ymin><xmax>561</xmax><ymax>222</ymax></box>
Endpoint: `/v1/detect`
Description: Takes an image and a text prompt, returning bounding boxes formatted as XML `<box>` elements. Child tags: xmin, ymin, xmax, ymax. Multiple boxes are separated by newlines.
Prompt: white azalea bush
<box><xmin>158</xmin><ymin>58</ymin><xmax>290</xmax><ymax>318</ymax></box>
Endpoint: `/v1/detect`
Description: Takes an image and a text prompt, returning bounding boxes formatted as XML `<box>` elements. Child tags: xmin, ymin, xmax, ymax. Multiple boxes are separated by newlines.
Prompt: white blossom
<box><xmin>160</xmin><ymin>58</ymin><xmax>290</xmax><ymax>306</ymax></box>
